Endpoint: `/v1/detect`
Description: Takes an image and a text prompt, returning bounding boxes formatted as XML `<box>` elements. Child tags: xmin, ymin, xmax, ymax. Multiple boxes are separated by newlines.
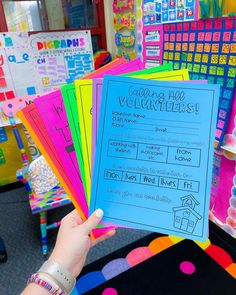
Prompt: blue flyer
<box><xmin>91</xmin><ymin>75</ymin><xmax>220</xmax><ymax>241</ymax></box>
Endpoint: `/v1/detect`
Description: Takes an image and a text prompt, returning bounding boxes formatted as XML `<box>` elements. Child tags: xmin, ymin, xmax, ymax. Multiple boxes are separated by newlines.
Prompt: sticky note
<box><xmin>0</xmin><ymin>77</ymin><xmax>7</xmax><ymax>87</ymax></box>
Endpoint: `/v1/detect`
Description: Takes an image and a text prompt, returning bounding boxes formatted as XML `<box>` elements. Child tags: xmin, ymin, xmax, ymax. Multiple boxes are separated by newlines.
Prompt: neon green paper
<box><xmin>75</xmin><ymin>79</ymin><xmax>93</xmax><ymax>201</ymax></box>
<box><xmin>61</xmin><ymin>84</ymin><xmax>87</xmax><ymax>197</ymax></box>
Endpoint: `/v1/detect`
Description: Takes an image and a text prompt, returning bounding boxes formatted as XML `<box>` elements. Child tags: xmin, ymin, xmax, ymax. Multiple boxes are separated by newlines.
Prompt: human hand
<box><xmin>49</xmin><ymin>208</ymin><xmax>116</xmax><ymax>278</ymax></box>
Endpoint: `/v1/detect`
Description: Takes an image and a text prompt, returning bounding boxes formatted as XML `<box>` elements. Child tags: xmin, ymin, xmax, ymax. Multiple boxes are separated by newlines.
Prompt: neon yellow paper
<box><xmin>75</xmin><ymin>79</ymin><xmax>93</xmax><ymax>200</ymax></box>
<box><xmin>77</xmin><ymin>69</ymin><xmax>189</xmax><ymax>204</ymax></box>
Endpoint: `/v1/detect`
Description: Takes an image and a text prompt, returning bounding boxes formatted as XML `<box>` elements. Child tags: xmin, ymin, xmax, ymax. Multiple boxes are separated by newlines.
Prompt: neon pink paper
<box><xmin>84</xmin><ymin>57</ymin><xmax>126</xmax><ymax>79</ymax></box>
<box><xmin>103</xmin><ymin>58</ymin><xmax>144</xmax><ymax>75</ymax></box>
<box><xmin>222</xmin><ymin>92</ymin><xmax>236</xmax><ymax>153</ymax></box>
<box><xmin>87</xmin><ymin>58</ymin><xmax>144</xmax><ymax>79</ymax></box>
<box><xmin>20</xmin><ymin>104</ymin><xmax>78</xmax><ymax>199</ymax></box>
<box><xmin>34</xmin><ymin>90</ymin><xmax>88</xmax><ymax>215</ymax></box>
<box><xmin>213</xmin><ymin>155</ymin><xmax>235</xmax><ymax>224</ymax></box>
<box><xmin>210</xmin><ymin>92</ymin><xmax>236</xmax><ymax>237</ymax></box>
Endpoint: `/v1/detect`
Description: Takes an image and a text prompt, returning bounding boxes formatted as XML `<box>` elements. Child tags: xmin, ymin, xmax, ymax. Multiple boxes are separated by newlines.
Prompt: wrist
<box><xmin>49</xmin><ymin>252</ymin><xmax>77</xmax><ymax>278</ymax></box>
<box><xmin>38</xmin><ymin>260</ymin><xmax>76</xmax><ymax>294</ymax></box>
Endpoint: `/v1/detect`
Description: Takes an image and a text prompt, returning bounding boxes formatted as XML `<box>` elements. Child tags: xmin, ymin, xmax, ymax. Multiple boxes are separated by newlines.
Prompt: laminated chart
<box><xmin>29</xmin><ymin>31</ymin><xmax>94</xmax><ymax>93</ymax></box>
<box><xmin>0</xmin><ymin>32</ymin><xmax>38</xmax><ymax>103</ymax></box>
<box><xmin>142</xmin><ymin>25</ymin><xmax>163</xmax><ymax>68</ymax></box>
<box><xmin>163</xmin><ymin>17</ymin><xmax>236</xmax><ymax>149</ymax></box>
<box><xmin>90</xmin><ymin>75</ymin><xmax>219</xmax><ymax>241</ymax></box>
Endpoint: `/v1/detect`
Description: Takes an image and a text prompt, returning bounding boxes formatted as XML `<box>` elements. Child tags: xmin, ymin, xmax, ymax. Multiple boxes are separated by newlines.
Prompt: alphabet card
<box><xmin>90</xmin><ymin>75</ymin><xmax>220</xmax><ymax>241</ymax></box>
<box><xmin>29</xmin><ymin>31</ymin><xmax>94</xmax><ymax>92</ymax></box>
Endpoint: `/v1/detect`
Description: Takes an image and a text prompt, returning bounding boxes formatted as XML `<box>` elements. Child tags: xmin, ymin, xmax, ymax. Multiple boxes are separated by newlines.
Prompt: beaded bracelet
<box><xmin>28</xmin><ymin>273</ymin><xmax>65</xmax><ymax>295</ymax></box>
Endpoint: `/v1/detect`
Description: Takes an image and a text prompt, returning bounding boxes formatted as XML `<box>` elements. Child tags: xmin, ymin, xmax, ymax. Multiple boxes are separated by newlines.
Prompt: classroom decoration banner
<box><xmin>143</xmin><ymin>0</ymin><xmax>197</xmax><ymax>25</ymax></box>
<box><xmin>0</xmin><ymin>32</ymin><xmax>38</xmax><ymax>102</ymax></box>
<box><xmin>29</xmin><ymin>31</ymin><xmax>94</xmax><ymax>92</ymax></box>
<box><xmin>163</xmin><ymin>17</ymin><xmax>236</xmax><ymax>149</ymax></box>
<box><xmin>113</xmin><ymin>0</ymin><xmax>136</xmax><ymax>62</ymax></box>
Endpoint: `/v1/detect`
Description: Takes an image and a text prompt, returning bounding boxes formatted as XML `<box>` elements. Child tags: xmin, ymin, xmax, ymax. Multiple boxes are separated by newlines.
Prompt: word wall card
<box><xmin>29</xmin><ymin>31</ymin><xmax>94</xmax><ymax>92</ymax></box>
<box><xmin>142</xmin><ymin>25</ymin><xmax>163</xmax><ymax>68</ymax></box>
<box><xmin>163</xmin><ymin>17</ymin><xmax>236</xmax><ymax>149</ymax></box>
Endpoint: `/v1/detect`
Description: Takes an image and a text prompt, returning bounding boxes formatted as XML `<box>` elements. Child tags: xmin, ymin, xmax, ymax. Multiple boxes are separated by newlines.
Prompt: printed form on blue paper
<box><xmin>90</xmin><ymin>75</ymin><xmax>220</xmax><ymax>241</ymax></box>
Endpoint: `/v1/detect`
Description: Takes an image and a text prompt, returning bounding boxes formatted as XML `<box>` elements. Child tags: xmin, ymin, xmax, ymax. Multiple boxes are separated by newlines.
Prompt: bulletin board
<box><xmin>162</xmin><ymin>17</ymin><xmax>236</xmax><ymax>149</ymax></box>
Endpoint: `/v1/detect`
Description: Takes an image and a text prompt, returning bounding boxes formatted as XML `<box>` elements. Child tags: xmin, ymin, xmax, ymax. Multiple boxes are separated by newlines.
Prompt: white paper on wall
<box><xmin>0</xmin><ymin>32</ymin><xmax>38</xmax><ymax>100</ymax></box>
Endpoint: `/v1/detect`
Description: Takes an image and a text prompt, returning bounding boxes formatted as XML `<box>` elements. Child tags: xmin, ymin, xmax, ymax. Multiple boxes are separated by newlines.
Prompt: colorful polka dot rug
<box><xmin>73</xmin><ymin>221</ymin><xmax>236</xmax><ymax>295</ymax></box>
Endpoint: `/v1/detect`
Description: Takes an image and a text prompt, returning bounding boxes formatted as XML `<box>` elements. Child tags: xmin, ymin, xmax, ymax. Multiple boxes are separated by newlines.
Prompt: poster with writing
<box><xmin>29</xmin><ymin>31</ymin><xmax>94</xmax><ymax>92</ymax></box>
<box><xmin>163</xmin><ymin>17</ymin><xmax>236</xmax><ymax>149</ymax></box>
<box><xmin>90</xmin><ymin>75</ymin><xmax>220</xmax><ymax>241</ymax></box>
<box><xmin>143</xmin><ymin>0</ymin><xmax>197</xmax><ymax>25</ymax></box>
<box><xmin>0</xmin><ymin>32</ymin><xmax>38</xmax><ymax>106</ymax></box>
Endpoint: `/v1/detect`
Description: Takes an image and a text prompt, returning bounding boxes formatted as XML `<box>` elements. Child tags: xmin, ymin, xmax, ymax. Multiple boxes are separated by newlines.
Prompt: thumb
<box><xmin>82</xmin><ymin>209</ymin><xmax>104</xmax><ymax>234</ymax></box>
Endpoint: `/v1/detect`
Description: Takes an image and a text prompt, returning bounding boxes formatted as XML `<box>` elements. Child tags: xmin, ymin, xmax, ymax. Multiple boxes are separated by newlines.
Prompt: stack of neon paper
<box><xmin>16</xmin><ymin>56</ymin><xmax>219</xmax><ymax>241</ymax></box>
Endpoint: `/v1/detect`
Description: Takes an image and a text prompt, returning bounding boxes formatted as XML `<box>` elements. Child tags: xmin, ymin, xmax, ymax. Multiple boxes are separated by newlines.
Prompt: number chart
<box><xmin>163</xmin><ymin>17</ymin><xmax>236</xmax><ymax>149</ymax></box>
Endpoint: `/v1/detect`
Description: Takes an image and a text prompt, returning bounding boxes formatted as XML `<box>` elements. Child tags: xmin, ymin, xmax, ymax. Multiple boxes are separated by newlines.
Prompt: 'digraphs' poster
<box><xmin>29</xmin><ymin>31</ymin><xmax>94</xmax><ymax>92</ymax></box>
